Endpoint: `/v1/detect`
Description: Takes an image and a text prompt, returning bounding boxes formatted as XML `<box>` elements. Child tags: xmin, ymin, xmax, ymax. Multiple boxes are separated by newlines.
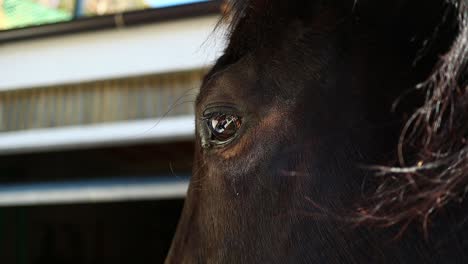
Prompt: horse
<box><xmin>166</xmin><ymin>0</ymin><xmax>467</xmax><ymax>262</ymax></box>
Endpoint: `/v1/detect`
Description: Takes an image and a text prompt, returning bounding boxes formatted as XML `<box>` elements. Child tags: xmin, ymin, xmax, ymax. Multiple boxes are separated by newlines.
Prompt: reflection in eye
<box><xmin>206</xmin><ymin>113</ymin><xmax>242</xmax><ymax>145</ymax></box>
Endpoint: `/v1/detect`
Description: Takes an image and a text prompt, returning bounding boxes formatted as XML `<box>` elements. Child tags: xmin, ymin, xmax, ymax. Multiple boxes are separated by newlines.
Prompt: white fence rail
<box><xmin>0</xmin><ymin>176</ymin><xmax>189</xmax><ymax>207</ymax></box>
<box><xmin>0</xmin><ymin>115</ymin><xmax>195</xmax><ymax>154</ymax></box>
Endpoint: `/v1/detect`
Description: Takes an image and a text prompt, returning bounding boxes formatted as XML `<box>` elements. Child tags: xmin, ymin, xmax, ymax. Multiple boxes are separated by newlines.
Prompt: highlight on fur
<box><xmin>358</xmin><ymin>0</ymin><xmax>467</xmax><ymax>232</ymax></box>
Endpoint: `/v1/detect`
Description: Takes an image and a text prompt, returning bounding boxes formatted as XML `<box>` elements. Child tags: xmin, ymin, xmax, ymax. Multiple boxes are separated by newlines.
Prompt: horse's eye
<box><xmin>205</xmin><ymin>113</ymin><xmax>241</xmax><ymax>145</ymax></box>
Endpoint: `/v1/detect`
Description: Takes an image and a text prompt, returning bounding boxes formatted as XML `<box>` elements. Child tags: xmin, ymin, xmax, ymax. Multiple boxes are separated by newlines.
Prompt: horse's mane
<box><xmin>221</xmin><ymin>0</ymin><xmax>468</xmax><ymax>230</ymax></box>
<box><xmin>359</xmin><ymin>1</ymin><xmax>468</xmax><ymax>232</ymax></box>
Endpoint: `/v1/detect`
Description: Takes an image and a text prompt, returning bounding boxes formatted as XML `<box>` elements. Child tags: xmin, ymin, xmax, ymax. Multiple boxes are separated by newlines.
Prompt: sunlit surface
<box><xmin>0</xmin><ymin>0</ymin><xmax>212</xmax><ymax>30</ymax></box>
<box><xmin>0</xmin><ymin>0</ymin><xmax>74</xmax><ymax>30</ymax></box>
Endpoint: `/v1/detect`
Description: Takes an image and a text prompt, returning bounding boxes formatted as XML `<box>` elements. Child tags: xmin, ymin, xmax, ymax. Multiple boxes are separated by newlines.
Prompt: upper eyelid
<box><xmin>204</xmin><ymin>102</ymin><xmax>238</xmax><ymax>108</ymax></box>
<box><xmin>202</xmin><ymin>105</ymin><xmax>240</xmax><ymax>117</ymax></box>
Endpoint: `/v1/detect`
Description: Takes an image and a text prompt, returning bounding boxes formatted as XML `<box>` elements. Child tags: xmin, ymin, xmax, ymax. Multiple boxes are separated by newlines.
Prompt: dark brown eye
<box><xmin>206</xmin><ymin>113</ymin><xmax>242</xmax><ymax>144</ymax></box>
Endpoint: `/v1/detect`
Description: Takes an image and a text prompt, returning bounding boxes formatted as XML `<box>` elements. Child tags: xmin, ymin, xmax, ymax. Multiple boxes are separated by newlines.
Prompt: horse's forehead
<box><xmin>198</xmin><ymin>56</ymin><xmax>259</xmax><ymax>105</ymax></box>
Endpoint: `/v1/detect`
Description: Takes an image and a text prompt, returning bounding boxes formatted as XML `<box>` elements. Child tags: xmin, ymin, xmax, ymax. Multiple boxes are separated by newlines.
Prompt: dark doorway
<box><xmin>0</xmin><ymin>199</ymin><xmax>183</xmax><ymax>264</ymax></box>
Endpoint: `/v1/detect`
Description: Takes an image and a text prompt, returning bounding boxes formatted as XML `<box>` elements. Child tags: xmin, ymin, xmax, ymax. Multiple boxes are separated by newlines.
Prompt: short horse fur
<box><xmin>166</xmin><ymin>0</ymin><xmax>468</xmax><ymax>262</ymax></box>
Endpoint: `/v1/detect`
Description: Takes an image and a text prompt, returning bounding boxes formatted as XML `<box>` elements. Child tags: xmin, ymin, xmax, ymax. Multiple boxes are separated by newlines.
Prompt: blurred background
<box><xmin>0</xmin><ymin>0</ymin><xmax>224</xmax><ymax>263</ymax></box>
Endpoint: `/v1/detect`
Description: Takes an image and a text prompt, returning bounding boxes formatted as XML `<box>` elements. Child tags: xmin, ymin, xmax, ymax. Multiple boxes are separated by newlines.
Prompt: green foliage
<box><xmin>0</xmin><ymin>0</ymin><xmax>72</xmax><ymax>30</ymax></box>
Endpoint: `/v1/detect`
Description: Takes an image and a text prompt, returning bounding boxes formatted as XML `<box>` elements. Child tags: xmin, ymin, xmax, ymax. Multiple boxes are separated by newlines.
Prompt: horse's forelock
<box><xmin>218</xmin><ymin>0</ymin><xmax>349</xmax><ymax>67</ymax></box>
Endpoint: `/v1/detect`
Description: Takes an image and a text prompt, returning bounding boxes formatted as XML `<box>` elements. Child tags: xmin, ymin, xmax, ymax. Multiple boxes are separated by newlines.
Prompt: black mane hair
<box><xmin>219</xmin><ymin>0</ymin><xmax>468</xmax><ymax>231</ymax></box>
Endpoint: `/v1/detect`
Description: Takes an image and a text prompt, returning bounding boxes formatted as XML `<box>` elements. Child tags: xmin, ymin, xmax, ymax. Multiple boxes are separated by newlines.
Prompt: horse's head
<box><xmin>166</xmin><ymin>0</ymin><xmax>467</xmax><ymax>262</ymax></box>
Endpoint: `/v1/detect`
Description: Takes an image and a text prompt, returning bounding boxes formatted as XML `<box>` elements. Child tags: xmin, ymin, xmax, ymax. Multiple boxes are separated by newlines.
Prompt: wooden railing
<box><xmin>0</xmin><ymin>69</ymin><xmax>205</xmax><ymax>132</ymax></box>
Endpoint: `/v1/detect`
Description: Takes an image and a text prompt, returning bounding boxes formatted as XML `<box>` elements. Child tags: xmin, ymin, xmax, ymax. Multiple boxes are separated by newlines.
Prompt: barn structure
<box><xmin>0</xmin><ymin>0</ymin><xmax>224</xmax><ymax>262</ymax></box>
